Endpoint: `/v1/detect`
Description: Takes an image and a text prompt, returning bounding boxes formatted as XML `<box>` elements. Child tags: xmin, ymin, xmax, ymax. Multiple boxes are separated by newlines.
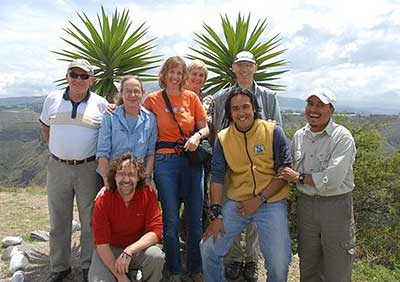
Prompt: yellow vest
<box><xmin>218</xmin><ymin>119</ymin><xmax>289</xmax><ymax>202</ymax></box>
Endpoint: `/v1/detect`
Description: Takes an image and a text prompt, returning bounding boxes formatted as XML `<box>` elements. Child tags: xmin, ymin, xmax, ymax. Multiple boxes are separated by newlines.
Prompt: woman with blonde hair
<box><xmin>143</xmin><ymin>56</ymin><xmax>209</xmax><ymax>282</ymax></box>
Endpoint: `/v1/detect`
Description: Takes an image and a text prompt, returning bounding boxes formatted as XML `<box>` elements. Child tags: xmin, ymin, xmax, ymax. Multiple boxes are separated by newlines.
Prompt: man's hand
<box><xmin>144</xmin><ymin>178</ymin><xmax>157</xmax><ymax>197</ymax></box>
<box><xmin>95</xmin><ymin>185</ymin><xmax>109</xmax><ymax>201</ymax></box>
<box><xmin>203</xmin><ymin>219</ymin><xmax>224</xmax><ymax>243</ymax></box>
<box><xmin>105</xmin><ymin>103</ymin><xmax>116</xmax><ymax>115</ymax></box>
<box><xmin>116</xmin><ymin>274</ymin><xmax>131</xmax><ymax>282</ymax></box>
<box><xmin>238</xmin><ymin>197</ymin><xmax>262</xmax><ymax>216</ymax></box>
<box><xmin>114</xmin><ymin>252</ymin><xmax>131</xmax><ymax>275</ymax></box>
<box><xmin>277</xmin><ymin>167</ymin><xmax>300</xmax><ymax>183</ymax></box>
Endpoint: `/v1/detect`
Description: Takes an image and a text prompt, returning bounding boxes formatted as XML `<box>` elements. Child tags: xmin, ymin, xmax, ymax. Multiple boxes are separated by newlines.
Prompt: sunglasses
<box><xmin>69</xmin><ymin>71</ymin><xmax>92</xmax><ymax>80</ymax></box>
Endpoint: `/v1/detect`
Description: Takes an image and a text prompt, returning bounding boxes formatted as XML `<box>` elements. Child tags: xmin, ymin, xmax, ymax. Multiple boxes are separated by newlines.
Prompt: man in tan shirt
<box><xmin>278</xmin><ymin>88</ymin><xmax>356</xmax><ymax>282</ymax></box>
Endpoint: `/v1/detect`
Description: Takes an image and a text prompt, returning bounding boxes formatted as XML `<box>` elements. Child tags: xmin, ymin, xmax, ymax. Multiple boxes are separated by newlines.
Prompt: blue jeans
<box><xmin>200</xmin><ymin>199</ymin><xmax>291</xmax><ymax>282</ymax></box>
<box><xmin>154</xmin><ymin>153</ymin><xmax>204</xmax><ymax>275</ymax></box>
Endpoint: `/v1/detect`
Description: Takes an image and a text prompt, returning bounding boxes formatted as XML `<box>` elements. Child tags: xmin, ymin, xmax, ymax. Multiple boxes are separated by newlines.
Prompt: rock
<box><xmin>1</xmin><ymin>236</ymin><xmax>22</xmax><ymax>248</ymax></box>
<box><xmin>72</xmin><ymin>220</ymin><xmax>81</xmax><ymax>233</ymax></box>
<box><xmin>9</xmin><ymin>251</ymin><xmax>29</xmax><ymax>273</ymax></box>
<box><xmin>2</xmin><ymin>245</ymin><xmax>33</xmax><ymax>261</ymax></box>
<box><xmin>2</xmin><ymin>246</ymin><xmax>17</xmax><ymax>261</ymax></box>
<box><xmin>10</xmin><ymin>270</ymin><xmax>29</xmax><ymax>282</ymax></box>
<box><xmin>30</xmin><ymin>230</ymin><xmax>49</xmax><ymax>242</ymax></box>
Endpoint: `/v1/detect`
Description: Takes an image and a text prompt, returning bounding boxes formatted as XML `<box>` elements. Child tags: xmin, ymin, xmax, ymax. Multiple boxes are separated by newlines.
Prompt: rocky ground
<box><xmin>0</xmin><ymin>191</ymin><xmax>299</xmax><ymax>281</ymax></box>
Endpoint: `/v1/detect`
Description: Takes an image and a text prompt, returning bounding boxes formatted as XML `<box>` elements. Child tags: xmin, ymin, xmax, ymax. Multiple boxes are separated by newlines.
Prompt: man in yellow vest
<box><xmin>201</xmin><ymin>88</ymin><xmax>291</xmax><ymax>282</ymax></box>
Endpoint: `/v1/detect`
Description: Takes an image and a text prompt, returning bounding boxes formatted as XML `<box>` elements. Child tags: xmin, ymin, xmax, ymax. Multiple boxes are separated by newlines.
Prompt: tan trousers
<box><xmin>88</xmin><ymin>246</ymin><xmax>165</xmax><ymax>282</ymax></box>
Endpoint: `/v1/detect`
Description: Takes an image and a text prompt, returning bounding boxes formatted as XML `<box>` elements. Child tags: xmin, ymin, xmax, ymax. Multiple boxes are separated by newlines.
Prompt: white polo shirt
<box><xmin>40</xmin><ymin>89</ymin><xmax>107</xmax><ymax>160</ymax></box>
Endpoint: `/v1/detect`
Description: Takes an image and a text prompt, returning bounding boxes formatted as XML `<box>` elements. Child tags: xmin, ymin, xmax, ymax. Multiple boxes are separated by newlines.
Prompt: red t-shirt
<box><xmin>143</xmin><ymin>89</ymin><xmax>207</xmax><ymax>154</ymax></box>
<box><xmin>92</xmin><ymin>186</ymin><xmax>163</xmax><ymax>247</ymax></box>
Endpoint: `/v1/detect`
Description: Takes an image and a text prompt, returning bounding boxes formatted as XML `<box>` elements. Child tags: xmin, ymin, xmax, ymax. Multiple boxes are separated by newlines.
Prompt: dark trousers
<box><xmin>297</xmin><ymin>192</ymin><xmax>356</xmax><ymax>282</ymax></box>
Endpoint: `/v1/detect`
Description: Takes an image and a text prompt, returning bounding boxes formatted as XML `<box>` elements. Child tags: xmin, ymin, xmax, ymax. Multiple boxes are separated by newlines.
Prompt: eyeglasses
<box><xmin>69</xmin><ymin>72</ymin><xmax>92</xmax><ymax>80</ymax></box>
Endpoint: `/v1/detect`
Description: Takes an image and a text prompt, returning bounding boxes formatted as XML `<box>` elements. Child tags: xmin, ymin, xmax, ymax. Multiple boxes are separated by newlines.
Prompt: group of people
<box><xmin>39</xmin><ymin>50</ymin><xmax>356</xmax><ymax>282</ymax></box>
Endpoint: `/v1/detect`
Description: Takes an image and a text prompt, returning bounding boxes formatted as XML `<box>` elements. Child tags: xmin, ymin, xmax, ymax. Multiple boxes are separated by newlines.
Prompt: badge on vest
<box><xmin>255</xmin><ymin>144</ymin><xmax>265</xmax><ymax>154</ymax></box>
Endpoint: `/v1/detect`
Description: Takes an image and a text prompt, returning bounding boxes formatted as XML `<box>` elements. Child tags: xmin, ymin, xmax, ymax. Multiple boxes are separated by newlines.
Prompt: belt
<box><xmin>51</xmin><ymin>154</ymin><xmax>96</xmax><ymax>165</ymax></box>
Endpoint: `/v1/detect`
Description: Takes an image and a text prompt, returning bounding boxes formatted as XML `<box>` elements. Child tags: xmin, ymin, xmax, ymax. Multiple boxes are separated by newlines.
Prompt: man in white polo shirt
<box><xmin>39</xmin><ymin>59</ymin><xmax>108</xmax><ymax>282</ymax></box>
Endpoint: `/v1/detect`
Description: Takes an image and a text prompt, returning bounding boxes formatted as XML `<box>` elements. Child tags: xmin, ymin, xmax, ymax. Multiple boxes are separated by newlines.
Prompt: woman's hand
<box><xmin>95</xmin><ymin>185</ymin><xmax>109</xmax><ymax>201</ymax></box>
<box><xmin>184</xmin><ymin>132</ymin><xmax>202</xmax><ymax>152</ymax></box>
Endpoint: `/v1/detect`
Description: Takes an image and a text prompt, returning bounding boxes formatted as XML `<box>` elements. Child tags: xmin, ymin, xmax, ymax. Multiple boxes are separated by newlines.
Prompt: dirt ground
<box><xmin>0</xmin><ymin>190</ymin><xmax>299</xmax><ymax>281</ymax></box>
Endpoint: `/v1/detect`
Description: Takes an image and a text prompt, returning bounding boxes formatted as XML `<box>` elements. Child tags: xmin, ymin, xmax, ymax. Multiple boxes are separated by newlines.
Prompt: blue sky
<box><xmin>0</xmin><ymin>0</ymin><xmax>399</xmax><ymax>110</ymax></box>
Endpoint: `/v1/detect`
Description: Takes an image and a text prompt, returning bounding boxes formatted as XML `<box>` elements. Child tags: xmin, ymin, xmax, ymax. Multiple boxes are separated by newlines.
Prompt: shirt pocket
<box><xmin>112</xmin><ymin>124</ymin><xmax>129</xmax><ymax>151</ymax></box>
<box><xmin>317</xmin><ymin>152</ymin><xmax>330</xmax><ymax>170</ymax></box>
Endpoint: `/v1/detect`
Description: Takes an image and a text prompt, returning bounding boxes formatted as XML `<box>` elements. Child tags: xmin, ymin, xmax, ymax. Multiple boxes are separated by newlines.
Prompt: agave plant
<box><xmin>53</xmin><ymin>6</ymin><xmax>161</xmax><ymax>100</ymax></box>
<box><xmin>187</xmin><ymin>13</ymin><xmax>288</xmax><ymax>94</ymax></box>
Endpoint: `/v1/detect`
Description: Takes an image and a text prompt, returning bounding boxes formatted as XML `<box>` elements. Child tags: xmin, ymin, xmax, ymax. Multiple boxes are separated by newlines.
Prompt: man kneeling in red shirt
<box><xmin>89</xmin><ymin>153</ymin><xmax>164</xmax><ymax>282</ymax></box>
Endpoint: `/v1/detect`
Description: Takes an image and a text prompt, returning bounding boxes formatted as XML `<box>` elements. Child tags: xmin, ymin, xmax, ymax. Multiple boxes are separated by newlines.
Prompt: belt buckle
<box><xmin>73</xmin><ymin>160</ymin><xmax>78</xmax><ymax>165</ymax></box>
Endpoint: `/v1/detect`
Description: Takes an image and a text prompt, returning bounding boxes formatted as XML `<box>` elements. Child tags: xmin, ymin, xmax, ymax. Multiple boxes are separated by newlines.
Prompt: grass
<box><xmin>1</xmin><ymin>187</ymin><xmax>400</xmax><ymax>281</ymax></box>
<box><xmin>0</xmin><ymin>187</ymin><xmax>49</xmax><ymax>243</ymax></box>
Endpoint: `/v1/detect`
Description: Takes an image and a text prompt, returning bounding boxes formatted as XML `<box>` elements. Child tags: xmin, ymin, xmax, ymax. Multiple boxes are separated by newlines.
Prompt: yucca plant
<box><xmin>53</xmin><ymin>6</ymin><xmax>161</xmax><ymax>100</ymax></box>
<box><xmin>187</xmin><ymin>13</ymin><xmax>288</xmax><ymax>94</ymax></box>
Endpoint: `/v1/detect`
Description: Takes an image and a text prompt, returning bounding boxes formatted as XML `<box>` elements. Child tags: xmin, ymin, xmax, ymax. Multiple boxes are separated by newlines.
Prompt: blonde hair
<box><xmin>158</xmin><ymin>56</ymin><xmax>187</xmax><ymax>90</ymax></box>
<box><xmin>187</xmin><ymin>60</ymin><xmax>208</xmax><ymax>81</ymax></box>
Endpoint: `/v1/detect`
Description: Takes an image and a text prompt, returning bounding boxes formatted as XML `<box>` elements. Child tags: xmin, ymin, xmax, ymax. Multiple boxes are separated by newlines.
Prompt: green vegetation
<box><xmin>353</xmin><ymin>261</ymin><xmax>400</xmax><ymax>282</ymax></box>
<box><xmin>187</xmin><ymin>13</ymin><xmax>288</xmax><ymax>94</ymax></box>
<box><xmin>53</xmin><ymin>6</ymin><xmax>161</xmax><ymax>99</ymax></box>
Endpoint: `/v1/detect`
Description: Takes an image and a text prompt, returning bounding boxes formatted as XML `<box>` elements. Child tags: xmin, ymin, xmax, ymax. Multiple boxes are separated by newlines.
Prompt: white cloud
<box><xmin>0</xmin><ymin>0</ymin><xmax>399</xmax><ymax>112</ymax></box>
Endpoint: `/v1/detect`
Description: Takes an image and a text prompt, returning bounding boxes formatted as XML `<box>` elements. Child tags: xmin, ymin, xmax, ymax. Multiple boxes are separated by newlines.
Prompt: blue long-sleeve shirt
<box><xmin>97</xmin><ymin>105</ymin><xmax>157</xmax><ymax>160</ymax></box>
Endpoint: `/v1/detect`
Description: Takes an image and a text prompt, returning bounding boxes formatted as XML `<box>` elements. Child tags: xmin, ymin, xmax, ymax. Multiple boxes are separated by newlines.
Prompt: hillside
<box><xmin>0</xmin><ymin>98</ymin><xmax>399</xmax><ymax>187</ymax></box>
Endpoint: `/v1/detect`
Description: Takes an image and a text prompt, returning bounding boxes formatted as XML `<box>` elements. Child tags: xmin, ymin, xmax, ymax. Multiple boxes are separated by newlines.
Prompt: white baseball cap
<box><xmin>306</xmin><ymin>87</ymin><xmax>336</xmax><ymax>109</ymax></box>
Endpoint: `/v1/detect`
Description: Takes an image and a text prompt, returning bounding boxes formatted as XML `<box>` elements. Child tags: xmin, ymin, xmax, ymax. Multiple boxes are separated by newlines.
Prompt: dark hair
<box><xmin>224</xmin><ymin>87</ymin><xmax>261</xmax><ymax>122</ymax></box>
<box><xmin>115</xmin><ymin>76</ymin><xmax>145</xmax><ymax>106</ymax></box>
<box><xmin>107</xmin><ymin>153</ymin><xmax>146</xmax><ymax>191</ymax></box>
<box><xmin>158</xmin><ymin>56</ymin><xmax>187</xmax><ymax>90</ymax></box>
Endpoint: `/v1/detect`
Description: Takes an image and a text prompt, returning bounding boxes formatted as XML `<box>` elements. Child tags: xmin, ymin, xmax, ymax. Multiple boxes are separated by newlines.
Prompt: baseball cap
<box><xmin>233</xmin><ymin>51</ymin><xmax>256</xmax><ymax>64</ymax></box>
<box><xmin>67</xmin><ymin>59</ymin><xmax>93</xmax><ymax>73</ymax></box>
<box><xmin>306</xmin><ymin>88</ymin><xmax>336</xmax><ymax>109</ymax></box>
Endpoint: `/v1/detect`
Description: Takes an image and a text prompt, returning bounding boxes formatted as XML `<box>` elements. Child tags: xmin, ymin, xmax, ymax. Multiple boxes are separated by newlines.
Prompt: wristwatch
<box><xmin>257</xmin><ymin>194</ymin><xmax>267</xmax><ymax>204</ymax></box>
<box><xmin>208</xmin><ymin>204</ymin><xmax>223</xmax><ymax>221</ymax></box>
<box><xmin>298</xmin><ymin>173</ymin><xmax>306</xmax><ymax>185</ymax></box>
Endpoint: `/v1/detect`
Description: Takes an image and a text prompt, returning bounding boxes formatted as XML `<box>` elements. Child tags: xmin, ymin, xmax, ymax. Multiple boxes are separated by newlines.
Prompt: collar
<box><xmin>304</xmin><ymin>118</ymin><xmax>335</xmax><ymax>136</ymax></box>
<box><xmin>231</xmin><ymin>118</ymin><xmax>260</xmax><ymax>136</ymax></box>
<box><xmin>234</xmin><ymin>81</ymin><xmax>256</xmax><ymax>93</ymax></box>
<box><xmin>62</xmin><ymin>86</ymin><xmax>91</xmax><ymax>103</ymax></box>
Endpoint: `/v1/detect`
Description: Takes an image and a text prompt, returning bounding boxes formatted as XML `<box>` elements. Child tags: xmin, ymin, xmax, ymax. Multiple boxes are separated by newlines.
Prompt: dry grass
<box><xmin>0</xmin><ymin>187</ymin><xmax>81</xmax><ymax>281</ymax></box>
<box><xmin>0</xmin><ymin>187</ymin><xmax>300</xmax><ymax>281</ymax></box>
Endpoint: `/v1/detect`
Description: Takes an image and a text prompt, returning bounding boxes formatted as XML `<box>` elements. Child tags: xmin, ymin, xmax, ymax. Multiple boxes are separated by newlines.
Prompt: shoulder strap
<box><xmin>161</xmin><ymin>90</ymin><xmax>186</xmax><ymax>139</ymax></box>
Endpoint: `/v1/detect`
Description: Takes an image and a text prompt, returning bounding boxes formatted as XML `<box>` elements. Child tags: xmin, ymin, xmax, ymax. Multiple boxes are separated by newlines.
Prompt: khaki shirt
<box><xmin>292</xmin><ymin>119</ymin><xmax>356</xmax><ymax>196</ymax></box>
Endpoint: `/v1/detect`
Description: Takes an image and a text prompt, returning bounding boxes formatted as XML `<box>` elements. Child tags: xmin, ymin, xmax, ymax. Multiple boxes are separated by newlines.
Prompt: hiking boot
<box><xmin>224</xmin><ymin>261</ymin><xmax>243</xmax><ymax>280</ymax></box>
<box><xmin>243</xmin><ymin>261</ymin><xmax>258</xmax><ymax>282</ymax></box>
<box><xmin>46</xmin><ymin>268</ymin><xmax>71</xmax><ymax>282</ymax></box>
<box><xmin>82</xmin><ymin>268</ymin><xmax>89</xmax><ymax>282</ymax></box>
<box><xmin>191</xmin><ymin>272</ymin><xmax>204</xmax><ymax>282</ymax></box>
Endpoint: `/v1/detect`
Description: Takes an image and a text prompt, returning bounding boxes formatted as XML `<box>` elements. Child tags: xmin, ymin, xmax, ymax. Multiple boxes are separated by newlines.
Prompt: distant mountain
<box><xmin>1</xmin><ymin>93</ymin><xmax>398</xmax><ymax>115</ymax></box>
<box><xmin>278</xmin><ymin>96</ymin><xmax>400</xmax><ymax>115</ymax></box>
